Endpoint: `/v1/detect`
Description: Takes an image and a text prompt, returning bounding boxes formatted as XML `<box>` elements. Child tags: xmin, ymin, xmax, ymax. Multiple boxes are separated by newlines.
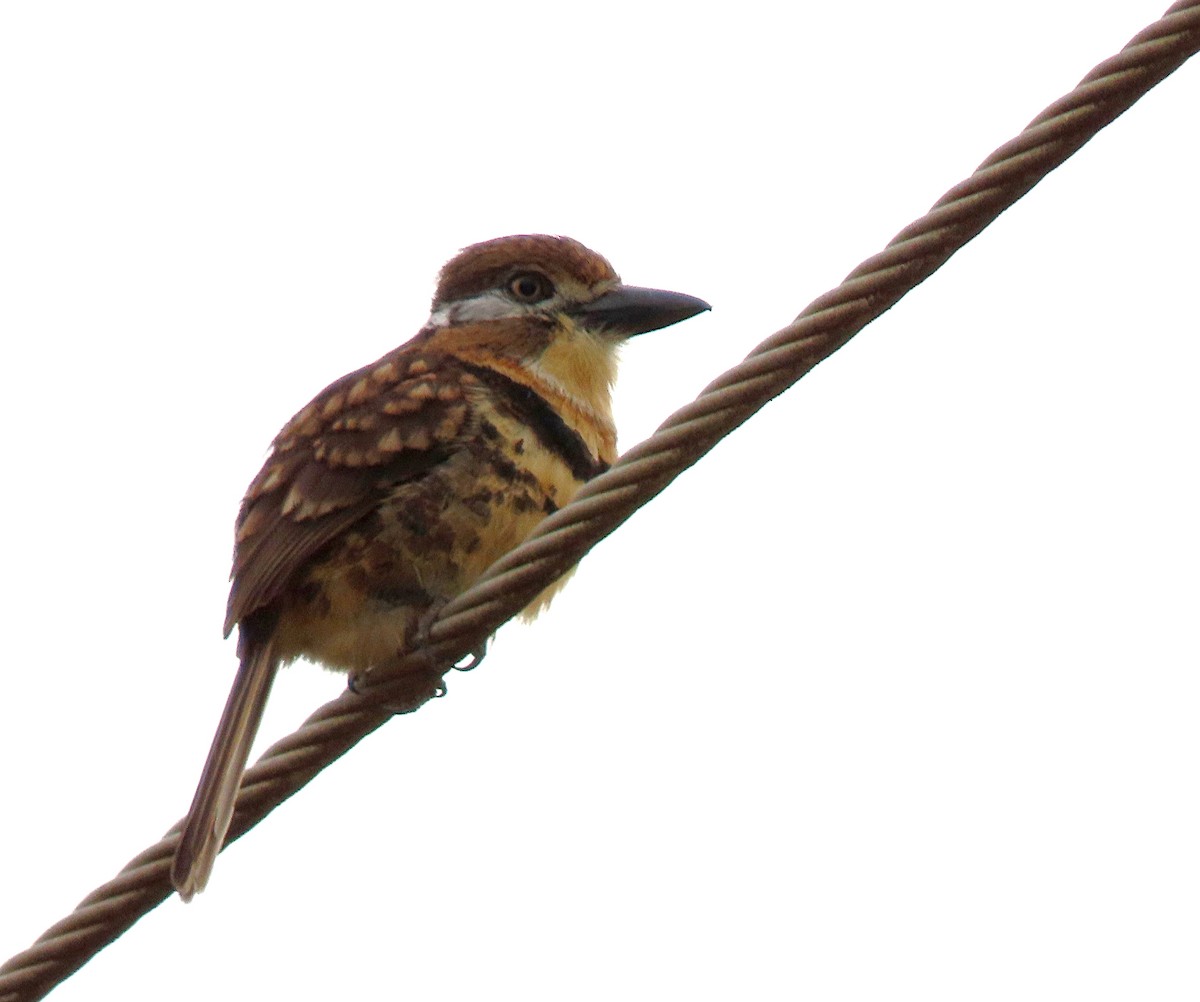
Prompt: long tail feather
<box><xmin>171</xmin><ymin>641</ymin><xmax>277</xmax><ymax>900</ymax></box>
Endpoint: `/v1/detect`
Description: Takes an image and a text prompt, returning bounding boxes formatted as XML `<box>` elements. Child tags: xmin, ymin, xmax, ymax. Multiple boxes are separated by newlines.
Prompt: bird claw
<box><xmin>344</xmin><ymin>608</ymin><xmax>486</xmax><ymax>712</ymax></box>
<box><xmin>452</xmin><ymin>639</ymin><xmax>488</xmax><ymax>672</ymax></box>
<box><xmin>414</xmin><ymin>603</ymin><xmax>489</xmax><ymax>673</ymax></box>
<box><xmin>347</xmin><ymin>664</ymin><xmax>447</xmax><ymax>714</ymax></box>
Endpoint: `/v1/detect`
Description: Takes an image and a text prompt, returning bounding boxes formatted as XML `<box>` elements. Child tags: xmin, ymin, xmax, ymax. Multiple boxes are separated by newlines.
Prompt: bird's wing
<box><xmin>225</xmin><ymin>345</ymin><xmax>473</xmax><ymax>635</ymax></box>
<box><xmin>172</xmin><ymin>343</ymin><xmax>476</xmax><ymax>898</ymax></box>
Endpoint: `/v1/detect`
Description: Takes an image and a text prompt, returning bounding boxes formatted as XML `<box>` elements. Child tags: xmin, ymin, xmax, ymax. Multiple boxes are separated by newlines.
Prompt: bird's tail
<box><xmin>171</xmin><ymin>639</ymin><xmax>278</xmax><ymax>900</ymax></box>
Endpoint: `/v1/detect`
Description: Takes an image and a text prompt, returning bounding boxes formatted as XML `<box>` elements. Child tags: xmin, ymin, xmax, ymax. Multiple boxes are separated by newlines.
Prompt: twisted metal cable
<box><xmin>3</xmin><ymin>3</ymin><xmax>1197</xmax><ymax>998</ymax></box>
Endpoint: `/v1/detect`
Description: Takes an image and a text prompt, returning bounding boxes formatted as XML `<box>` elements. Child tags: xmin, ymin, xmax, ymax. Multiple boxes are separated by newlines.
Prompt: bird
<box><xmin>170</xmin><ymin>234</ymin><xmax>710</xmax><ymax>899</ymax></box>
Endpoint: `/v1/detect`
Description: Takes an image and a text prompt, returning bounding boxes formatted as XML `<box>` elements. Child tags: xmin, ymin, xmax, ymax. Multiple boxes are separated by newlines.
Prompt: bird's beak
<box><xmin>568</xmin><ymin>285</ymin><xmax>711</xmax><ymax>338</ymax></box>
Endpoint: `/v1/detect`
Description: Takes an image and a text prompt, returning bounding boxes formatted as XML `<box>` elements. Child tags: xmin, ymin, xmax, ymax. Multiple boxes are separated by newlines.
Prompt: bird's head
<box><xmin>424</xmin><ymin>234</ymin><xmax>709</xmax><ymax>454</ymax></box>
<box><xmin>428</xmin><ymin>234</ymin><xmax>709</xmax><ymax>341</ymax></box>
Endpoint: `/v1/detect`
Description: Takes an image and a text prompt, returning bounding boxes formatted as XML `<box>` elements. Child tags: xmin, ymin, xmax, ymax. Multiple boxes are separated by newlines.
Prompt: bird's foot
<box><xmin>345</xmin><ymin>604</ymin><xmax>488</xmax><ymax>712</ymax></box>
<box><xmin>412</xmin><ymin>602</ymin><xmax>489</xmax><ymax>673</ymax></box>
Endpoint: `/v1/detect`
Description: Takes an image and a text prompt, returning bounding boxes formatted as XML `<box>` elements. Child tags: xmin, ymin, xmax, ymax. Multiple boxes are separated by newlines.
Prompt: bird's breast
<box><xmin>269</xmin><ymin>367</ymin><xmax>610</xmax><ymax>672</ymax></box>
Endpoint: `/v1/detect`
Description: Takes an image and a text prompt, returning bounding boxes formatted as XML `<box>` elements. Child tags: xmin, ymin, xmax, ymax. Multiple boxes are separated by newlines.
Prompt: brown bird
<box><xmin>171</xmin><ymin>234</ymin><xmax>709</xmax><ymax>899</ymax></box>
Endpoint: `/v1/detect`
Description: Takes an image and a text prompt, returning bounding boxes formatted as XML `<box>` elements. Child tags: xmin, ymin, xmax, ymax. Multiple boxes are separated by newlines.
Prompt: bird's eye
<box><xmin>507</xmin><ymin>272</ymin><xmax>553</xmax><ymax>303</ymax></box>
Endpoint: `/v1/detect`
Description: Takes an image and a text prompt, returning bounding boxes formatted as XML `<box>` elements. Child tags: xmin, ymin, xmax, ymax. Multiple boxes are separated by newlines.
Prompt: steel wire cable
<box><xmin>2</xmin><ymin>3</ymin><xmax>1197</xmax><ymax>998</ymax></box>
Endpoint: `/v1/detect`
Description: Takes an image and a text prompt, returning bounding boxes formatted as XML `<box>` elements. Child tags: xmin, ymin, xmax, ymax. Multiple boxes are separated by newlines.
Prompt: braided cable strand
<box><xmin>2</xmin><ymin>3</ymin><xmax>1197</xmax><ymax>999</ymax></box>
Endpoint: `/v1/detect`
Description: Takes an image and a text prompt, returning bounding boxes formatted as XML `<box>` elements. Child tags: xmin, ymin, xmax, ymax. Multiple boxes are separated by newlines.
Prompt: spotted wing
<box><xmin>225</xmin><ymin>348</ymin><xmax>472</xmax><ymax>635</ymax></box>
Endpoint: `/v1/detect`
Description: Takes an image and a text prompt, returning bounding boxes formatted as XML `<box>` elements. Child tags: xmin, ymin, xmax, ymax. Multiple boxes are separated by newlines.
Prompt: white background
<box><xmin>2</xmin><ymin>2</ymin><xmax>1197</xmax><ymax>999</ymax></box>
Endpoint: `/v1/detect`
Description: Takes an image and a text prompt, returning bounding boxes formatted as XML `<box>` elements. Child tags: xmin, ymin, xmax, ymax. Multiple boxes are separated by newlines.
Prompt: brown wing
<box><xmin>224</xmin><ymin>344</ymin><xmax>472</xmax><ymax>635</ymax></box>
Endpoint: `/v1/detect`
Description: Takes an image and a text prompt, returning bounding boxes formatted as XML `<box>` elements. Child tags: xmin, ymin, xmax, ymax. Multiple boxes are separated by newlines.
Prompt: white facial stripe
<box><xmin>426</xmin><ymin>290</ymin><xmax>569</xmax><ymax>328</ymax></box>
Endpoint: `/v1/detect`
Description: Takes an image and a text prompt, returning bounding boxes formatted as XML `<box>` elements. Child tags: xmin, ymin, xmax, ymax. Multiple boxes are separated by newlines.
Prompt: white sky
<box><xmin>2</xmin><ymin>2</ymin><xmax>1197</xmax><ymax>1000</ymax></box>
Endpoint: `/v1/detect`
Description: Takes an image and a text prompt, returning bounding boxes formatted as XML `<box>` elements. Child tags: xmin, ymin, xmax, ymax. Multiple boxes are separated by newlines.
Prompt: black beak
<box><xmin>568</xmin><ymin>285</ymin><xmax>711</xmax><ymax>337</ymax></box>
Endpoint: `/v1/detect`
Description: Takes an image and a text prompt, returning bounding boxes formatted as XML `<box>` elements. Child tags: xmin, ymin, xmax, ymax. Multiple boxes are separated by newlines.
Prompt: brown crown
<box><xmin>433</xmin><ymin>235</ymin><xmax>618</xmax><ymax>307</ymax></box>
